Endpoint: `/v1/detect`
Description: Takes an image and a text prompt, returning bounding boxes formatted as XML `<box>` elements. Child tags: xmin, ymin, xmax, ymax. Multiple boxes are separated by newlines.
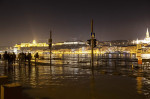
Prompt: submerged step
<box><xmin>1</xmin><ymin>83</ymin><xmax>22</xmax><ymax>99</ymax></box>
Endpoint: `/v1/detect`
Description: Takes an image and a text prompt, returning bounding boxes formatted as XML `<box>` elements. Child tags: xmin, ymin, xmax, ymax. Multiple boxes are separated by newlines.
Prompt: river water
<box><xmin>0</xmin><ymin>53</ymin><xmax>150</xmax><ymax>99</ymax></box>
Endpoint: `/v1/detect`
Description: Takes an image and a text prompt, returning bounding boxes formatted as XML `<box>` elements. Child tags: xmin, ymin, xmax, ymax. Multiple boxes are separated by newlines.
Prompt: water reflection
<box><xmin>0</xmin><ymin>53</ymin><xmax>149</xmax><ymax>99</ymax></box>
<box><xmin>136</xmin><ymin>77</ymin><xmax>143</xmax><ymax>94</ymax></box>
<box><xmin>90</xmin><ymin>68</ymin><xmax>96</xmax><ymax>99</ymax></box>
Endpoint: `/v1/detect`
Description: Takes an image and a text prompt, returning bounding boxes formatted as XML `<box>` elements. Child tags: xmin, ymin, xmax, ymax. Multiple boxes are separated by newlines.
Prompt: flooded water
<box><xmin>0</xmin><ymin>53</ymin><xmax>150</xmax><ymax>99</ymax></box>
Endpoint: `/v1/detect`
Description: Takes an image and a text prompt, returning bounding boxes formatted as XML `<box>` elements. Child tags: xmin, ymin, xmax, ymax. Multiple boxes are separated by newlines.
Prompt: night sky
<box><xmin>0</xmin><ymin>0</ymin><xmax>150</xmax><ymax>46</ymax></box>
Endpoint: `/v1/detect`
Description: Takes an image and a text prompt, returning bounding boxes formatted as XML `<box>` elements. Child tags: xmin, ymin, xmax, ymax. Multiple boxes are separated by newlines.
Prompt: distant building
<box><xmin>53</xmin><ymin>40</ymin><xmax>87</xmax><ymax>51</ymax></box>
<box><xmin>98</xmin><ymin>40</ymin><xmax>134</xmax><ymax>47</ymax></box>
<box><xmin>14</xmin><ymin>40</ymin><xmax>49</xmax><ymax>49</ymax></box>
<box><xmin>14</xmin><ymin>40</ymin><xmax>49</xmax><ymax>53</ymax></box>
<box><xmin>14</xmin><ymin>40</ymin><xmax>87</xmax><ymax>54</ymax></box>
<box><xmin>134</xmin><ymin>28</ymin><xmax>150</xmax><ymax>44</ymax></box>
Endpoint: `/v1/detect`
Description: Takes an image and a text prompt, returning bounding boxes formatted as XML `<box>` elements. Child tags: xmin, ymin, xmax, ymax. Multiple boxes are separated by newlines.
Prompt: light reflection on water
<box><xmin>0</xmin><ymin>53</ymin><xmax>150</xmax><ymax>99</ymax></box>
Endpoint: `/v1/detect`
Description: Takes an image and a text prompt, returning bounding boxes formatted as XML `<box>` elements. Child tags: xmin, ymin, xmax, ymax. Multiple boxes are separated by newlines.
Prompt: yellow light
<box><xmin>33</xmin><ymin>40</ymin><xmax>36</xmax><ymax>44</ymax></box>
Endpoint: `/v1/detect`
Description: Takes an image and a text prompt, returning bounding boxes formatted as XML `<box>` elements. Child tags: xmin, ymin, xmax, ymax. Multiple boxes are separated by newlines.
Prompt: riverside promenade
<box><xmin>0</xmin><ymin>53</ymin><xmax>149</xmax><ymax>99</ymax></box>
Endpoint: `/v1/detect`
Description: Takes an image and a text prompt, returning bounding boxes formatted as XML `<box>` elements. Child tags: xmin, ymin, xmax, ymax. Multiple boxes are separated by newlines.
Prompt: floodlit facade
<box><xmin>13</xmin><ymin>40</ymin><xmax>87</xmax><ymax>54</ymax></box>
<box><xmin>14</xmin><ymin>40</ymin><xmax>49</xmax><ymax>50</ymax></box>
<box><xmin>133</xmin><ymin>28</ymin><xmax>150</xmax><ymax>44</ymax></box>
<box><xmin>13</xmin><ymin>32</ymin><xmax>150</xmax><ymax>55</ymax></box>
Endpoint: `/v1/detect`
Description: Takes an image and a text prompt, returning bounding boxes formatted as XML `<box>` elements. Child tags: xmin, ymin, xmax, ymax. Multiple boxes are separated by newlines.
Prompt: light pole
<box><xmin>49</xmin><ymin>30</ymin><xmax>52</xmax><ymax>66</ymax></box>
<box><xmin>91</xmin><ymin>19</ymin><xmax>94</xmax><ymax>67</ymax></box>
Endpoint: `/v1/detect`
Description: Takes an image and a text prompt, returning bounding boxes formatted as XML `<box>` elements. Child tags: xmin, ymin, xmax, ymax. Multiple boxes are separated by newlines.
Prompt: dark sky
<box><xmin>0</xmin><ymin>0</ymin><xmax>150</xmax><ymax>46</ymax></box>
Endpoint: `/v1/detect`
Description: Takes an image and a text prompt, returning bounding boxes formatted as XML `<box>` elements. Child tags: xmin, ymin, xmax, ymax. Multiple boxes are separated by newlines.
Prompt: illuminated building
<box><xmin>13</xmin><ymin>39</ymin><xmax>137</xmax><ymax>55</ymax></box>
<box><xmin>14</xmin><ymin>40</ymin><xmax>49</xmax><ymax>49</ymax></box>
<box><xmin>12</xmin><ymin>38</ymin><xmax>140</xmax><ymax>55</ymax></box>
<box><xmin>102</xmin><ymin>40</ymin><xmax>134</xmax><ymax>47</ymax></box>
<box><xmin>145</xmin><ymin>28</ymin><xmax>150</xmax><ymax>42</ymax></box>
<box><xmin>14</xmin><ymin>40</ymin><xmax>86</xmax><ymax>49</ymax></box>
<box><xmin>134</xmin><ymin>28</ymin><xmax>150</xmax><ymax>44</ymax></box>
<box><xmin>13</xmin><ymin>40</ymin><xmax>87</xmax><ymax>54</ymax></box>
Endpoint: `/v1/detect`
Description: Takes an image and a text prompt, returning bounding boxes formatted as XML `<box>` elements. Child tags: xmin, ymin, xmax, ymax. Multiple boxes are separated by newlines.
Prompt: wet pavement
<box><xmin>0</xmin><ymin>53</ymin><xmax>150</xmax><ymax>99</ymax></box>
